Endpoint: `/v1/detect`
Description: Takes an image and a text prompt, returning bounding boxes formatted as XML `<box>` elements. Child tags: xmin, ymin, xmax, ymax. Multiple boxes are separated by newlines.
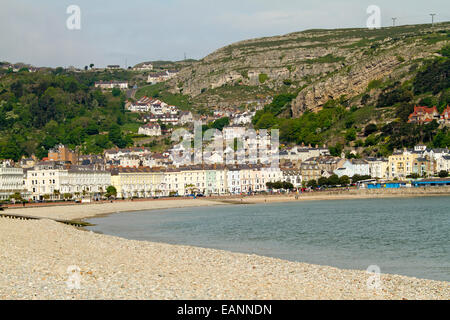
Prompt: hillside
<box><xmin>1</xmin><ymin>22</ymin><xmax>450</xmax><ymax>162</ymax></box>
<box><xmin>0</xmin><ymin>68</ymin><xmax>144</xmax><ymax>160</ymax></box>
<box><xmin>160</xmin><ymin>22</ymin><xmax>450</xmax><ymax>156</ymax></box>
<box><xmin>168</xmin><ymin>23</ymin><xmax>450</xmax><ymax>111</ymax></box>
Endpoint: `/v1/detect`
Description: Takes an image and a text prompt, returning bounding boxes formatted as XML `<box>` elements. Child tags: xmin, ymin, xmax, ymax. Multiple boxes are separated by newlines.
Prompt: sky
<box><xmin>1</xmin><ymin>0</ymin><xmax>450</xmax><ymax>68</ymax></box>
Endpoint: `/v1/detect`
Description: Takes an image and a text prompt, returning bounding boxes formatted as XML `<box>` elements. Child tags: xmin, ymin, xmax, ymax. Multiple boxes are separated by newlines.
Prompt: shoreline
<box><xmin>4</xmin><ymin>187</ymin><xmax>450</xmax><ymax>221</ymax></box>
<box><xmin>0</xmin><ymin>217</ymin><xmax>448</xmax><ymax>300</ymax></box>
<box><xmin>0</xmin><ymin>190</ymin><xmax>448</xmax><ymax>299</ymax></box>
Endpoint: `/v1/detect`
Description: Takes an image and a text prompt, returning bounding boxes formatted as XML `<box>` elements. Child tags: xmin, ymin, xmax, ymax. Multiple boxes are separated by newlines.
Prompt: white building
<box><xmin>179</xmin><ymin>111</ymin><xmax>194</xmax><ymax>125</ymax></box>
<box><xmin>231</xmin><ymin>112</ymin><xmax>254</xmax><ymax>125</ymax></box>
<box><xmin>25</xmin><ymin>165</ymin><xmax>111</xmax><ymax>201</ymax></box>
<box><xmin>94</xmin><ymin>81</ymin><xmax>128</xmax><ymax>90</ymax></box>
<box><xmin>133</xmin><ymin>63</ymin><xmax>153</xmax><ymax>71</ymax></box>
<box><xmin>223</xmin><ymin>126</ymin><xmax>247</xmax><ymax>141</ymax></box>
<box><xmin>147</xmin><ymin>70</ymin><xmax>178</xmax><ymax>84</ymax></box>
<box><xmin>334</xmin><ymin>159</ymin><xmax>370</xmax><ymax>178</ymax></box>
<box><xmin>227</xmin><ymin>168</ymin><xmax>241</xmax><ymax>194</ymax></box>
<box><xmin>280</xmin><ymin>146</ymin><xmax>330</xmax><ymax>163</ymax></box>
<box><xmin>138</xmin><ymin>123</ymin><xmax>162</xmax><ymax>137</ymax></box>
<box><xmin>366</xmin><ymin>158</ymin><xmax>389</xmax><ymax>179</ymax></box>
<box><xmin>104</xmin><ymin>147</ymin><xmax>151</xmax><ymax>162</ymax></box>
<box><xmin>0</xmin><ymin>165</ymin><xmax>26</xmax><ymax>200</ymax></box>
<box><xmin>436</xmin><ymin>155</ymin><xmax>450</xmax><ymax>173</ymax></box>
<box><xmin>282</xmin><ymin>169</ymin><xmax>303</xmax><ymax>189</ymax></box>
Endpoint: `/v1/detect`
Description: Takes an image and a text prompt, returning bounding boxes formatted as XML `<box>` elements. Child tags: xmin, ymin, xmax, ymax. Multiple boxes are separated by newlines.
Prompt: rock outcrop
<box><xmin>167</xmin><ymin>23</ymin><xmax>450</xmax><ymax>116</ymax></box>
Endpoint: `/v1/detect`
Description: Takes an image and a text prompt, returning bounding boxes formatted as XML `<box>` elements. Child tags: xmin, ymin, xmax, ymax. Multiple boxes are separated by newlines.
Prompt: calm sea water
<box><xmin>86</xmin><ymin>197</ymin><xmax>450</xmax><ymax>281</ymax></box>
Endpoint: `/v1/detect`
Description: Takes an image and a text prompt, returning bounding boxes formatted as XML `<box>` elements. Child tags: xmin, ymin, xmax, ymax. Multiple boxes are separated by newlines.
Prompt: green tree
<box><xmin>211</xmin><ymin>117</ymin><xmax>230</xmax><ymax>131</ymax></box>
<box><xmin>339</xmin><ymin>175</ymin><xmax>350</xmax><ymax>186</ymax></box>
<box><xmin>108</xmin><ymin>124</ymin><xmax>127</xmax><ymax>148</ymax></box>
<box><xmin>255</xmin><ymin>113</ymin><xmax>277</xmax><ymax>129</ymax></box>
<box><xmin>329</xmin><ymin>144</ymin><xmax>343</xmax><ymax>157</ymax></box>
<box><xmin>307</xmin><ymin>180</ymin><xmax>318</xmax><ymax>189</ymax></box>
<box><xmin>364</xmin><ymin>123</ymin><xmax>378</xmax><ymax>136</ymax></box>
<box><xmin>105</xmin><ymin>186</ymin><xmax>117</xmax><ymax>198</ymax></box>
<box><xmin>318</xmin><ymin>177</ymin><xmax>329</xmax><ymax>186</ymax></box>
<box><xmin>327</xmin><ymin>174</ymin><xmax>340</xmax><ymax>186</ymax></box>
<box><xmin>345</xmin><ymin>129</ymin><xmax>357</xmax><ymax>142</ymax></box>
<box><xmin>438</xmin><ymin>170</ymin><xmax>449</xmax><ymax>178</ymax></box>
<box><xmin>112</xmin><ymin>88</ymin><xmax>121</xmax><ymax>97</ymax></box>
<box><xmin>9</xmin><ymin>192</ymin><xmax>23</xmax><ymax>202</ymax></box>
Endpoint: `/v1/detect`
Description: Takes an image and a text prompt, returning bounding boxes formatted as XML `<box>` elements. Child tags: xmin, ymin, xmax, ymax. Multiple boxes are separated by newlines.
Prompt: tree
<box><xmin>438</xmin><ymin>170</ymin><xmax>449</xmax><ymax>178</ymax></box>
<box><xmin>318</xmin><ymin>177</ymin><xmax>329</xmax><ymax>186</ymax></box>
<box><xmin>112</xmin><ymin>88</ymin><xmax>121</xmax><ymax>97</ymax></box>
<box><xmin>9</xmin><ymin>192</ymin><xmax>23</xmax><ymax>203</ymax></box>
<box><xmin>105</xmin><ymin>186</ymin><xmax>117</xmax><ymax>198</ymax></box>
<box><xmin>345</xmin><ymin>128</ymin><xmax>357</xmax><ymax>142</ymax></box>
<box><xmin>282</xmin><ymin>181</ymin><xmax>294</xmax><ymax>190</ymax></box>
<box><xmin>351</xmin><ymin>174</ymin><xmax>371</xmax><ymax>183</ymax></box>
<box><xmin>364</xmin><ymin>124</ymin><xmax>378</xmax><ymax>136</ymax></box>
<box><xmin>90</xmin><ymin>63</ymin><xmax>94</xmax><ymax>69</ymax></box>
<box><xmin>63</xmin><ymin>193</ymin><xmax>73</xmax><ymax>200</ymax></box>
<box><xmin>108</xmin><ymin>124</ymin><xmax>127</xmax><ymax>148</ymax></box>
<box><xmin>185</xmin><ymin>184</ymin><xmax>196</xmax><ymax>195</ymax></box>
<box><xmin>0</xmin><ymin>136</ymin><xmax>23</xmax><ymax>161</ymax></box>
<box><xmin>307</xmin><ymin>180</ymin><xmax>318</xmax><ymax>189</ymax></box>
<box><xmin>211</xmin><ymin>117</ymin><xmax>230</xmax><ymax>131</ymax></box>
<box><xmin>329</xmin><ymin>143</ymin><xmax>343</xmax><ymax>157</ymax></box>
<box><xmin>339</xmin><ymin>175</ymin><xmax>350</xmax><ymax>186</ymax></box>
<box><xmin>327</xmin><ymin>174</ymin><xmax>340</xmax><ymax>186</ymax></box>
<box><xmin>255</xmin><ymin>113</ymin><xmax>277</xmax><ymax>129</ymax></box>
<box><xmin>53</xmin><ymin>189</ymin><xmax>61</xmax><ymax>200</ymax></box>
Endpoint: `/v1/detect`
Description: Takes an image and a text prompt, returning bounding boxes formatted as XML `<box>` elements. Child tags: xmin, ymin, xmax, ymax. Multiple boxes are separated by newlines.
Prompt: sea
<box><xmin>86</xmin><ymin>196</ymin><xmax>450</xmax><ymax>281</ymax></box>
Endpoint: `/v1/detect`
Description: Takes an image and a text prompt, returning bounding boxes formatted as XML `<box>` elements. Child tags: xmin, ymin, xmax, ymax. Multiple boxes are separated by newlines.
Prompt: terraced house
<box><xmin>25</xmin><ymin>162</ymin><xmax>111</xmax><ymax>201</ymax></box>
<box><xmin>110</xmin><ymin>167</ymin><xmax>164</xmax><ymax>198</ymax></box>
<box><xmin>412</xmin><ymin>156</ymin><xmax>435</xmax><ymax>177</ymax></box>
<box><xmin>387</xmin><ymin>149</ymin><xmax>418</xmax><ymax>179</ymax></box>
<box><xmin>0</xmin><ymin>164</ymin><xmax>26</xmax><ymax>201</ymax></box>
<box><xmin>205</xmin><ymin>166</ymin><xmax>228</xmax><ymax>195</ymax></box>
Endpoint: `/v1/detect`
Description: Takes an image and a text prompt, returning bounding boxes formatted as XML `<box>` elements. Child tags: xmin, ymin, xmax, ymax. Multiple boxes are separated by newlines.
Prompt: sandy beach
<box><xmin>1</xmin><ymin>189</ymin><xmax>449</xmax><ymax>300</ymax></box>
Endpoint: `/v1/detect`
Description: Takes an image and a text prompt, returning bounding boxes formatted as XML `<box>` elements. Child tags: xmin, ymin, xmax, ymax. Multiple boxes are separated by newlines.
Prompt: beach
<box><xmin>1</xmin><ymin>189</ymin><xmax>449</xmax><ymax>300</ymax></box>
<box><xmin>4</xmin><ymin>186</ymin><xmax>450</xmax><ymax>221</ymax></box>
<box><xmin>0</xmin><ymin>218</ymin><xmax>448</xmax><ymax>300</ymax></box>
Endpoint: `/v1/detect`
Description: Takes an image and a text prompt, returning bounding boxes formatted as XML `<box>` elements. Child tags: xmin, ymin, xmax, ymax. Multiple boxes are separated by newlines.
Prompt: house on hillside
<box><xmin>106</xmin><ymin>65</ymin><xmax>121</xmax><ymax>70</ymax></box>
<box><xmin>138</xmin><ymin>123</ymin><xmax>162</xmax><ymax>137</ymax></box>
<box><xmin>439</xmin><ymin>106</ymin><xmax>450</xmax><ymax>126</ymax></box>
<box><xmin>408</xmin><ymin>106</ymin><xmax>441</xmax><ymax>124</ymax></box>
<box><xmin>94</xmin><ymin>81</ymin><xmax>128</xmax><ymax>90</ymax></box>
<box><xmin>133</xmin><ymin>63</ymin><xmax>153</xmax><ymax>71</ymax></box>
<box><xmin>179</xmin><ymin>111</ymin><xmax>194</xmax><ymax>125</ymax></box>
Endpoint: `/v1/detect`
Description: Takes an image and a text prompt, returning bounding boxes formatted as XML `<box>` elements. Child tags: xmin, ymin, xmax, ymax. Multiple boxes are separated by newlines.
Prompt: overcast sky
<box><xmin>1</xmin><ymin>0</ymin><xmax>449</xmax><ymax>68</ymax></box>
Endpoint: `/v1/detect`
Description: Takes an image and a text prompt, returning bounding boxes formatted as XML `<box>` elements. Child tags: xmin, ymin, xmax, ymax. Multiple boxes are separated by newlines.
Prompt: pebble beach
<box><xmin>1</xmin><ymin>193</ymin><xmax>449</xmax><ymax>300</ymax></box>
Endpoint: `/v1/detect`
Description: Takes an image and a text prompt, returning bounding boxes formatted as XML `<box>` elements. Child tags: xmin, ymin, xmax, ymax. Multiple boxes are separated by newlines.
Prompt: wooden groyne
<box><xmin>0</xmin><ymin>213</ymin><xmax>93</xmax><ymax>227</ymax></box>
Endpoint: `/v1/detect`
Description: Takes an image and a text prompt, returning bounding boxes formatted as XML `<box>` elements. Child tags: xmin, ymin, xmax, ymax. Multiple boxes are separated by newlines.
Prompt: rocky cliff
<box><xmin>168</xmin><ymin>22</ymin><xmax>450</xmax><ymax>116</ymax></box>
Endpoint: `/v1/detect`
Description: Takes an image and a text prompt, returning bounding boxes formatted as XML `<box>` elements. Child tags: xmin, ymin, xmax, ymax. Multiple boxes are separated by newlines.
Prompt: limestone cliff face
<box><xmin>168</xmin><ymin>23</ymin><xmax>450</xmax><ymax>115</ymax></box>
<box><xmin>291</xmin><ymin>43</ymin><xmax>440</xmax><ymax>116</ymax></box>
